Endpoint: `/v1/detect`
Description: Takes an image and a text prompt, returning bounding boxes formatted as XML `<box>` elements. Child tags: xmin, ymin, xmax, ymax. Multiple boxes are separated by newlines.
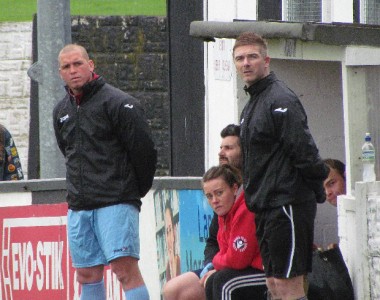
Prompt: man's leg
<box><xmin>95</xmin><ymin>204</ymin><xmax>147</xmax><ymax>299</ymax></box>
<box><xmin>67</xmin><ymin>209</ymin><xmax>108</xmax><ymax>300</ymax></box>
<box><xmin>263</xmin><ymin>203</ymin><xmax>315</xmax><ymax>300</ymax></box>
<box><xmin>111</xmin><ymin>256</ymin><xmax>149</xmax><ymax>300</ymax></box>
<box><xmin>162</xmin><ymin>271</ymin><xmax>205</xmax><ymax>300</ymax></box>
<box><xmin>76</xmin><ymin>265</ymin><xmax>105</xmax><ymax>300</ymax></box>
<box><xmin>273</xmin><ymin>275</ymin><xmax>306</xmax><ymax>300</ymax></box>
<box><xmin>266</xmin><ymin>275</ymin><xmax>309</xmax><ymax>300</ymax></box>
<box><xmin>271</xmin><ymin>203</ymin><xmax>314</xmax><ymax>300</ymax></box>
<box><xmin>266</xmin><ymin>277</ymin><xmax>281</xmax><ymax>300</ymax></box>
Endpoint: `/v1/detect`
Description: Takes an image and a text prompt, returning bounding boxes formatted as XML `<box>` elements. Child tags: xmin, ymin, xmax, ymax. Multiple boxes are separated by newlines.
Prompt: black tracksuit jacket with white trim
<box><xmin>53</xmin><ymin>76</ymin><xmax>157</xmax><ymax>211</ymax></box>
<box><xmin>240</xmin><ymin>72</ymin><xmax>328</xmax><ymax>213</ymax></box>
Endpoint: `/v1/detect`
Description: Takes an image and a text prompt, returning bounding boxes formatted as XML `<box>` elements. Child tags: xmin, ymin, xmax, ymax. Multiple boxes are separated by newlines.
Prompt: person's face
<box><xmin>323</xmin><ymin>168</ymin><xmax>346</xmax><ymax>207</ymax></box>
<box><xmin>203</xmin><ymin>177</ymin><xmax>238</xmax><ymax>217</ymax></box>
<box><xmin>233</xmin><ymin>44</ymin><xmax>270</xmax><ymax>87</ymax></box>
<box><xmin>218</xmin><ymin>136</ymin><xmax>242</xmax><ymax>170</ymax></box>
<box><xmin>59</xmin><ymin>49</ymin><xmax>94</xmax><ymax>95</ymax></box>
<box><xmin>164</xmin><ymin>208</ymin><xmax>175</xmax><ymax>259</ymax></box>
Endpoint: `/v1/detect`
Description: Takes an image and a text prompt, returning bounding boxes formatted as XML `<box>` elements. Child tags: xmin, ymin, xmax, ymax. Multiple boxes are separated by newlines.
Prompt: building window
<box><xmin>285</xmin><ymin>0</ymin><xmax>322</xmax><ymax>22</ymax></box>
<box><xmin>362</xmin><ymin>0</ymin><xmax>380</xmax><ymax>24</ymax></box>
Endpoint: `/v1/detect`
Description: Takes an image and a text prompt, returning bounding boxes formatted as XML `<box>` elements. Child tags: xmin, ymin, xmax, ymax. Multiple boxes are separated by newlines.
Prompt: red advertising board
<box><xmin>0</xmin><ymin>203</ymin><xmax>124</xmax><ymax>300</ymax></box>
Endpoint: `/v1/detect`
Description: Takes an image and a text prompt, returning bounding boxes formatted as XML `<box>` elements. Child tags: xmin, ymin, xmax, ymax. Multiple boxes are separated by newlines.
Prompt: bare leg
<box><xmin>273</xmin><ymin>275</ymin><xmax>306</xmax><ymax>300</ymax></box>
<box><xmin>76</xmin><ymin>265</ymin><xmax>104</xmax><ymax>284</ymax></box>
<box><xmin>76</xmin><ymin>265</ymin><xmax>105</xmax><ymax>300</ymax></box>
<box><xmin>266</xmin><ymin>277</ymin><xmax>281</xmax><ymax>299</ymax></box>
<box><xmin>162</xmin><ymin>272</ymin><xmax>206</xmax><ymax>300</ymax></box>
<box><xmin>110</xmin><ymin>256</ymin><xmax>146</xmax><ymax>290</ymax></box>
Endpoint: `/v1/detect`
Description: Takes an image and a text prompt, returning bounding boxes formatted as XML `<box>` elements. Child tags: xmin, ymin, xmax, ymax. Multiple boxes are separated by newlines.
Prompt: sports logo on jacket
<box><xmin>274</xmin><ymin>107</ymin><xmax>288</xmax><ymax>113</ymax></box>
<box><xmin>60</xmin><ymin>114</ymin><xmax>69</xmax><ymax>123</ymax></box>
<box><xmin>124</xmin><ymin>104</ymin><xmax>134</xmax><ymax>109</ymax></box>
<box><xmin>233</xmin><ymin>236</ymin><xmax>248</xmax><ymax>252</ymax></box>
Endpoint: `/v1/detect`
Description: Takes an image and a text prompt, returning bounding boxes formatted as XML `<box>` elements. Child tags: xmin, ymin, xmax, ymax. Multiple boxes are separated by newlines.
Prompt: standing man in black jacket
<box><xmin>53</xmin><ymin>44</ymin><xmax>157</xmax><ymax>300</ymax></box>
<box><xmin>233</xmin><ymin>32</ymin><xmax>328</xmax><ymax>300</ymax></box>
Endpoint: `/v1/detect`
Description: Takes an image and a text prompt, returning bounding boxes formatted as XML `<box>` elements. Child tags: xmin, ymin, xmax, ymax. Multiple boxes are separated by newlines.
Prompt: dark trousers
<box><xmin>205</xmin><ymin>267</ymin><xmax>267</xmax><ymax>300</ymax></box>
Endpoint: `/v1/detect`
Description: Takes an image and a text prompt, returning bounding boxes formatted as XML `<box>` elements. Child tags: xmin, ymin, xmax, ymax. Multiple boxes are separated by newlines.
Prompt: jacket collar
<box><xmin>244</xmin><ymin>71</ymin><xmax>277</xmax><ymax>97</ymax></box>
<box><xmin>221</xmin><ymin>190</ymin><xmax>245</xmax><ymax>223</ymax></box>
<box><xmin>65</xmin><ymin>76</ymin><xmax>106</xmax><ymax>104</ymax></box>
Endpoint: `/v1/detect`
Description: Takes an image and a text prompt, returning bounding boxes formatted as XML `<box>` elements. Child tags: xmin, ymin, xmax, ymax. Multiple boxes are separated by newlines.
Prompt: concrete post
<box><xmin>27</xmin><ymin>0</ymin><xmax>71</xmax><ymax>178</ymax></box>
<box><xmin>339</xmin><ymin>182</ymin><xmax>380</xmax><ymax>300</ymax></box>
<box><xmin>341</xmin><ymin>65</ymin><xmax>368</xmax><ymax>192</ymax></box>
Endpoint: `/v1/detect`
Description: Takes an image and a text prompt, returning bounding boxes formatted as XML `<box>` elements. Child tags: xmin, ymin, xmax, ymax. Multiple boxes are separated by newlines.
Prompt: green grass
<box><xmin>0</xmin><ymin>0</ymin><xmax>166</xmax><ymax>22</ymax></box>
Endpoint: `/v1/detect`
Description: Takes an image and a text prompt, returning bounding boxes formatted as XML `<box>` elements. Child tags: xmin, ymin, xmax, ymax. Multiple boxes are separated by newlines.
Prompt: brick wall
<box><xmin>0</xmin><ymin>22</ymin><xmax>32</xmax><ymax>178</ymax></box>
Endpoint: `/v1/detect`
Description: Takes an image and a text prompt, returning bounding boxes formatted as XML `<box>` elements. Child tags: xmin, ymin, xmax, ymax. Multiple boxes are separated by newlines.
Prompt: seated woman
<box><xmin>163</xmin><ymin>164</ymin><xmax>266</xmax><ymax>300</ymax></box>
<box><xmin>202</xmin><ymin>164</ymin><xmax>266</xmax><ymax>299</ymax></box>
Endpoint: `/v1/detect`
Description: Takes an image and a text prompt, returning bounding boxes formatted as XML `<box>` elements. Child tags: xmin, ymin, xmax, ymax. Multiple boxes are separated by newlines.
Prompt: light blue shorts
<box><xmin>67</xmin><ymin>203</ymin><xmax>140</xmax><ymax>268</ymax></box>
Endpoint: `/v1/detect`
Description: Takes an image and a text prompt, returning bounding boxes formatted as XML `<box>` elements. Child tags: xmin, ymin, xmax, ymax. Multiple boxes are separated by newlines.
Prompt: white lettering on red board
<box><xmin>11</xmin><ymin>241</ymin><xmax>64</xmax><ymax>291</ymax></box>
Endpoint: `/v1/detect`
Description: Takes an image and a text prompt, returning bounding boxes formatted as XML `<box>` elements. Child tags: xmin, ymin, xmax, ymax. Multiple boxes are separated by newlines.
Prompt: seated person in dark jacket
<box><xmin>0</xmin><ymin>124</ymin><xmax>24</xmax><ymax>181</ymax></box>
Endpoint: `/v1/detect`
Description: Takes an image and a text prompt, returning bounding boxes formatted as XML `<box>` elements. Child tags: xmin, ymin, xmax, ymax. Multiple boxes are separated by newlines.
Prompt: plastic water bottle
<box><xmin>362</xmin><ymin>132</ymin><xmax>376</xmax><ymax>182</ymax></box>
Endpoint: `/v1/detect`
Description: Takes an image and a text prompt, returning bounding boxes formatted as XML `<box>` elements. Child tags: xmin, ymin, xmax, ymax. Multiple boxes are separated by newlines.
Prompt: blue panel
<box><xmin>178</xmin><ymin>189</ymin><xmax>214</xmax><ymax>273</ymax></box>
<box><xmin>153</xmin><ymin>188</ymin><xmax>213</xmax><ymax>292</ymax></box>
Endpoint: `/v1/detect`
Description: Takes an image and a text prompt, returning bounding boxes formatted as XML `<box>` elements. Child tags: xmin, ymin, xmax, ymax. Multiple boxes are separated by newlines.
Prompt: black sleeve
<box><xmin>303</xmin><ymin>161</ymin><xmax>329</xmax><ymax>203</ymax></box>
<box><xmin>116</xmin><ymin>98</ymin><xmax>157</xmax><ymax>197</ymax></box>
<box><xmin>52</xmin><ymin>102</ymin><xmax>67</xmax><ymax>156</ymax></box>
<box><xmin>204</xmin><ymin>212</ymin><xmax>219</xmax><ymax>265</ymax></box>
<box><xmin>272</xmin><ymin>95</ymin><xmax>329</xmax><ymax>202</ymax></box>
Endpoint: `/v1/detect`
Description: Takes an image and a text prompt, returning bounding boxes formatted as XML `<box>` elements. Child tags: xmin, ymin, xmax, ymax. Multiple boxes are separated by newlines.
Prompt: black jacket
<box><xmin>53</xmin><ymin>77</ymin><xmax>157</xmax><ymax>211</ymax></box>
<box><xmin>204</xmin><ymin>213</ymin><xmax>219</xmax><ymax>265</ymax></box>
<box><xmin>0</xmin><ymin>125</ymin><xmax>24</xmax><ymax>181</ymax></box>
<box><xmin>240</xmin><ymin>72</ymin><xmax>328</xmax><ymax>213</ymax></box>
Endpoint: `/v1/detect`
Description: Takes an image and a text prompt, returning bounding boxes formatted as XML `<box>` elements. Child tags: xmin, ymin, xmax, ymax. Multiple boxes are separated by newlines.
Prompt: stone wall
<box><xmin>0</xmin><ymin>22</ymin><xmax>32</xmax><ymax>178</ymax></box>
<box><xmin>0</xmin><ymin>16</ymin><xmax>169</xmax><ymax>178</ymax></box>
<box><xmin>71</xmin><ymin>16</ymin><xmax>169</xmax><ymax>175</ymax></box>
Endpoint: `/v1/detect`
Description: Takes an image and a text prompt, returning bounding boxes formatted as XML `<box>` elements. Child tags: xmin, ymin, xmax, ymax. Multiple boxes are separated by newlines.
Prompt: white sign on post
<box><xmin>213</xmin><ymin>39</ymin><xmax>232</xmax><ymax>81</ymax></box>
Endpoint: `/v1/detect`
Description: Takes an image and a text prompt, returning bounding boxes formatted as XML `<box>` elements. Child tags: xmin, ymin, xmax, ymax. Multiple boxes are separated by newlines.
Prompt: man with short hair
<box><xmin>218</xmin><ymin>124</ymin><xmax>242</xmax><ymax>170</ymax></box>
<box><xmin>53</xmin><ymin>44</ymin><xmax>157</xmax><ymax>300</ymax></box>
<box><xmin>323</xmin><ymin>158</ymin><xmax>346</xmax><ymax>207</ymax></box>
<box><xmin>233</xmin><ymin>32</ymin><xmax>328</xmax><ymax>300</ymax></box>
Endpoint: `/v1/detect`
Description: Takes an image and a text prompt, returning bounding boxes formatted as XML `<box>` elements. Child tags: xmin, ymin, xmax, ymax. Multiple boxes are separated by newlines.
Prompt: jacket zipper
<box><xmin>76</xmin><ymin>104</ymin><xmax>83</xmax><ymax>196</ymax></box>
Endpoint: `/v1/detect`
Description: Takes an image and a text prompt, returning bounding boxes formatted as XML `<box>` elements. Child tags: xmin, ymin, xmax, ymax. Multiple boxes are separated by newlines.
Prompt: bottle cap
<box><xmin>365</xmin><ymin>132</ymin><xmax>371</xmax><ymax>142</ymax></box>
